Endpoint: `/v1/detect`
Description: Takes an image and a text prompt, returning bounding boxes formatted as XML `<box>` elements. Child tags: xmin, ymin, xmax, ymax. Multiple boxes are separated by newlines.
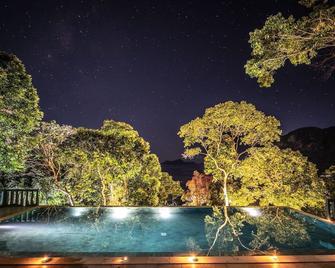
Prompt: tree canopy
<box><xmin>234</xmin><ymin>146</ymin><xmax>324</xmax><ymax>209</ymax></box>
<box><xmin>178</xmin><ymin>101</ymin><xmax>325</xmax><ymax>210</ymax></box>
<box><xmin>245</xmin><ymin>0</ymin><xmax>335</xmax><ymax>87</ymax></box>
<box><xmin>179</xmin><ymin>101</ymin><xmax>281</xmax><ymax>206</ymax></box>
<box><xmin>0</xmin><ymin>52</ymin><xmax>43</xmax><ymax>172</ymax></box>
<box><xmin>57</xmin><ymin>120</ymin><xmax>182</xmax><ymax>206</ymax></box>
<box><xmin>322</xmin><ymin>164</ymin><xmax>335</xmax><ymax>199</ymax></box>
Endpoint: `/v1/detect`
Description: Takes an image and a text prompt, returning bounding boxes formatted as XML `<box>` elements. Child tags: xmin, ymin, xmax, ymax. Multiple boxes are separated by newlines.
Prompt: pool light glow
<box><xmin>71</xmin><ymin>207</ymin><xmax>89</xmax><ymax>217</ymax></box>
<box><xmin>159</xmin><ymin>207</ymin><xmax>171</xmax><ymax>219</ymax></box>
<box><xmin>111</xmin><ymin>207</ymin><xmax>130</xmax><ymax>219</ymax></box>
<box><xmin>241</xmin><ymin>207</ymin><xmax>262</xmax><ymax>217</ymax></box>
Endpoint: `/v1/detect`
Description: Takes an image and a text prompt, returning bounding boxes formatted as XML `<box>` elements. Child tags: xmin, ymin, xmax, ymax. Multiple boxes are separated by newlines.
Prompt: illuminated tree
<box><xmin>182</xmin><ymin>171</ymin><xmax>212</xmax><ymax>206</ymax></box>
<box><xmin>234</xmin><ymin>146</ymin><xmax>324</xmax><ymax>209</ymax></box>
<box><xmin>58</xmin><ymin>120</ymin><xmax>180</xmax><ymax>206</ymax></box>
<box><xmin>158</xmin><ymin>172</ymin><xmax>183</xmax><ymax>205</ymax></box>
<box><xmin>0</xmin><ymin>52</ymin><xmax>43</xmax><ymax>172</ymax></box>
<box><xmin>178</xmin><ymin>101</ymin><xmax>281</xmax><ymax>207</ymax></box>
<box><xmin>245</xmin><ymin>0</ymin><xmax>335</xmax><ymax>87</ymax></box>
<box><xmin>322</xmin><ymin>165</ymin><xmax>335</xmax><ymax>199</ymax></box>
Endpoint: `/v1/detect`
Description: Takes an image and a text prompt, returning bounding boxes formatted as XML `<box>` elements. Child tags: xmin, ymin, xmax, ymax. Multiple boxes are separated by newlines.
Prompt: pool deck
<box><xmin>0</xmin><ymin>207</ymin><xmax>334</xmax><ymax>267</ymax></box>
<box><xmin>0</xmin><ymin>255</ymin><xmax>335</xmax><ymax>267</ymax></box>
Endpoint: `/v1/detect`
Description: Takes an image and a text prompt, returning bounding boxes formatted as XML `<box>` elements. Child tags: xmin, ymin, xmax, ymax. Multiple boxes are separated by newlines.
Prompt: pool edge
<box><xmin>0</xmin><ymin>255</ymin><xmax>334</xmax><ymax>265</ymax></box>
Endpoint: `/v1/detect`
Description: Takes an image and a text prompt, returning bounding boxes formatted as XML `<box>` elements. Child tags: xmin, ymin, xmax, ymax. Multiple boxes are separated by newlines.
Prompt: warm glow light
<box><xmin>188</xmin><ymin>256</ymin><xmax>198</xmax><ymax>263</ymax></box>
<box><xmin>121</xmin><ymin>256</ymin><xmax>128</xmax><ymax>262</ymax></box>
<box><xmin>241</xmin><ymin>207</ymin><xmax>262</xmax><ymax>217</ymax></box>
<box><xmin>159</xmin><ymin>207</ymin><xmax>171</xmax><ymax>219</ymax></box>
<box><xmin>40</xmin><ymin>256</ymin><xmax>52</xmax><ymax>264</ymax></box>
<box><xmin>111</xmin><ymin>207</ymin><xmax>130</xmax><ymax>219</ymax></box>
<box><xmin>71</xmin><ymin>207</ymin><xmax>89</xmax><ymax>217</ymax></box>
<box><xmin>271</xmin><ymin>255</ymin><xmax>278</xmax><ymax>261</ymax></box>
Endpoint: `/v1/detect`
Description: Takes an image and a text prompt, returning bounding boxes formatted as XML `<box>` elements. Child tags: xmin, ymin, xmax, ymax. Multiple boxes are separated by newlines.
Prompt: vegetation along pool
<box><xmin>0</xmin><ymin>207</ymin><xmax>334</xmax><ymax>257</ymax></box>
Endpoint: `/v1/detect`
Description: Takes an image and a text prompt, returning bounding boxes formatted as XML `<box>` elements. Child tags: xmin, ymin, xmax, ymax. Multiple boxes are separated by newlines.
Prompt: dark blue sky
<box><xmin>1</xmin><ymin>0</ymin><xmax>334</xmax><ymax>161</ymax></box>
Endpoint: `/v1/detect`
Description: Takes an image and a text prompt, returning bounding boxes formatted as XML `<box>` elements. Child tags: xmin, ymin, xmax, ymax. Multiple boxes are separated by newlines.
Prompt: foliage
<box><xmin>57</xmin><ymin>120</ymin><xmax>179</xmax><ymax>206</ymax></box>
<box><xmin>322</xmin><ymin>165</ymin><xmax>335</xmax><ymax>198</ymax></box>
<box><xmin>0</xmin><ymin>121</ymin><xmax>75</xmax><ymax>204</ymax></box>
<box><xmin>158</xmin><ymin>172</ymin><xmax>183</xmax><ymax>205</ymax></box>
<box><xmin>178</xmin><ymin>101</ymin><xmax>281</xmax><ymax>206</ymax></box>
<box><xmin>0</xmin><ymin>52</ymin><xmax>43</xmax><ymax>172</ymax></box>
<box><xmin>182</xmin><ymin>171</ymin><xmax>212</xmax><ymax>206</ymax></box>
<box><xmin>32</xmin><ymin>121</ymin><xmax>76</xmax><ymax>204</ymax></box>
<box><xmin>234</xmin><ymin>146</ymin><xmax>325</xmax><ymax>209</ymax></box>
<box><xmin>178</xmin><ymin>101</ymin><xmax>324</xmax><ymax>210</ymax></box>
<box><xmin>245</xmin><ymin>1</ymin><xmax>335</xmax><ymax>87</ymax></box>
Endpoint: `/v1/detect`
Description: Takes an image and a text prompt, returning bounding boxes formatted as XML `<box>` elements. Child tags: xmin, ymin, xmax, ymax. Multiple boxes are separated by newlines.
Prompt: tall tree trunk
<box><xmin>223</xmin><ymin>174</ymin><xmax>229</xmax><ymax>206</ymax></box>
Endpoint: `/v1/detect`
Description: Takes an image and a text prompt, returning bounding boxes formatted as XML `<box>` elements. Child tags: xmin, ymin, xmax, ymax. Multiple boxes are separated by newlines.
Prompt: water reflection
<box><xmin>205</xmin><ymin>207</ymin><xmax>311</xmax><ymax>256</ymax></box>
<box><xmin>0</xmin><ymin>207</ymin><xmax>333</xmax><ymax>257</ymax></box>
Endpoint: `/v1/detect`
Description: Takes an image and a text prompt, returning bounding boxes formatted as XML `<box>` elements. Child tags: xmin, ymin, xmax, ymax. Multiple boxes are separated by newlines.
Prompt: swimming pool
<box><xmin>0</xmin><ymin>207</ymin><xmax>334</xmax><ymax>257</ymax></box>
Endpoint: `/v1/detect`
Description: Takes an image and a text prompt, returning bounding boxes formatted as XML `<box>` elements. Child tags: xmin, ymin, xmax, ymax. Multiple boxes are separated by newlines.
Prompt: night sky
<box><xmin>1</xmin><ymin>0</ymin><xmax>334</xmax><ymax>161</ymax></box>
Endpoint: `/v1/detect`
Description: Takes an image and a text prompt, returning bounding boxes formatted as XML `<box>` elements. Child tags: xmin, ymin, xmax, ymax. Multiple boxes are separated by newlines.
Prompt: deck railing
<box><xmin>0</xmin><ymin>189</ymin><xmax>39</xmax><ymax>207</ymax></box>
<box><xmin>326</xmin><ymin>199</ymin><xmax>335</xmax><ymax>220</ymax></box>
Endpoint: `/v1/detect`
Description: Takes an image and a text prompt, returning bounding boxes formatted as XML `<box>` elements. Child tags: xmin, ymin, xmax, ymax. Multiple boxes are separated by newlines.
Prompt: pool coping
<box><xmin>0</xmin><ymin>255</ymin><xmax>334</xmax><ymax>265</ymax></box>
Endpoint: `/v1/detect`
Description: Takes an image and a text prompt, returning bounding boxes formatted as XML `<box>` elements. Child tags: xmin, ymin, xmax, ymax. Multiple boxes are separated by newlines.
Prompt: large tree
<box><xmin>182</xmin><ymin>171</ymin><xmax>213</xmax><ymax>206</ymax></box>
<box><xmin>235</xmin><ymin>146</ymin><xmax>324</xmax><ymax>209</ymax></box>
<box><xmin>178</xmin><ymin>101</ymin><xmax>324</xmax><ymax>210</ymax></box>
<box><xmin>178</xmin><ymin>101</ymin><xmax>281</xmax><ymax>207</ymax></box>
<box><xmin>0</xmin><ymin>52</ymin><xmax>43</xmax><ymax>172</ymax></box>
<box><xmin>57</xmin><ymin>120</ymin><xmax>182</xmax><ymax>206</ymax></box>
<box><xmin>245</xmin><ymin>0</ymin><xmax>335</xmax><ymax>87</ymax></box>
<box><xmin>322</xmin><ymin>164</ymin><xmax>335</xmax><ymax>199</ymax></box>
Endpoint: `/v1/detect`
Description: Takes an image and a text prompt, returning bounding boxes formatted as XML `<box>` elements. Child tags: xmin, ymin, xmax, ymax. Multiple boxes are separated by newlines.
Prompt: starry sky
<box><xmin>0</xmin><ymin>0</ymin><xmax>334</xmax><ymax>161</ymax></box>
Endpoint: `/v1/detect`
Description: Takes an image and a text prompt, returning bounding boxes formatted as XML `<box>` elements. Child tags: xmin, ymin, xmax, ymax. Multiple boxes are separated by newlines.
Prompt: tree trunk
<box><xmin>223</xmin><ymin>175</ymin><xmax>229</xmax><ymax>206</ymax></box>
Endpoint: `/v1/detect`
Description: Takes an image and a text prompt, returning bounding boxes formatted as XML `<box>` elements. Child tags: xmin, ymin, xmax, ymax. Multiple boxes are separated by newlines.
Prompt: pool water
<box><xmin>0</xmin><ymin>207</ymin><xmax>334</xmax><ymax>257</ymax></box>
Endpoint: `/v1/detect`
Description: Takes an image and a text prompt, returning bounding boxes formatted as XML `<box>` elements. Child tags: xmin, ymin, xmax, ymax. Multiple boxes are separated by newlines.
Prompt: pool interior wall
<box><xmin>0</xmin><ymin>206</ymin><xmax>334</xmax><ymax>258</ymax></box>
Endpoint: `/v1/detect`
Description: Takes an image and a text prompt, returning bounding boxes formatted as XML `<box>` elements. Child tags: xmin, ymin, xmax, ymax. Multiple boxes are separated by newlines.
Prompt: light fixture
<box><xmin>188</xmin><ymin>256</ymin><xmax>198</xmax><ymax>263</ymax></box>
<box><xmin>271</xmin><ymin>255</ymin><xmax>278</xmax><ymax>261</ymax></box>
<box><xmin>121</xmin><ymin>256</ymin><xmax>128</xmax><ymax>262</ymax></box>
<box><xmin>159</xmin><ymin>207</ymin><xmax>171</xmax><ymax>219</ymax></box>
<box><xmin>71</xmin><ymin>207</ymin><xmax>88</xmax><ymax>217</ymax></box>
<box><xmin>241</xmin><ymin>207</ymin><xmax>262</xmax><ymax>217</ymax></box>
<box><xmin>40</xmin><ymin>256</ymin><xmax>52</xmax><ymax>264</ymax></box>
<box><xmin>111</xmin><ymin>207</ymin><xmax>130</xmax><ymax>219</ymax></box>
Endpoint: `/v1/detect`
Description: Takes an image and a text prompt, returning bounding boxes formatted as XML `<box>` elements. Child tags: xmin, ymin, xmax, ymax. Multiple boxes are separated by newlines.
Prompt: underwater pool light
<box><xmin>159</xmin><ymin>207</ymin><xmax>171</xmax><ymax>219</ymax></box>
<box><xmin>111</xmin><ymin>207</ymin><xmax>130</xmax><ymax>219</ymax></box>
<box><xmin>71</xmin><ymin>207</ymin><xmax>88</xmax><ymax>217</ymax></box>
<box><xmin>241</xmin><ymin>207</ymin><xmax>262</xmax><ymax>217</ymax></box>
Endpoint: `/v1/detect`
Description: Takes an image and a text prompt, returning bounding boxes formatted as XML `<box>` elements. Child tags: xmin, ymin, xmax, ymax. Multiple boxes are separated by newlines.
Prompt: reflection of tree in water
<box><xmin>205</xmin><ymin>207</ymin><xmax>311</xmax><ymax>256</ymax></box>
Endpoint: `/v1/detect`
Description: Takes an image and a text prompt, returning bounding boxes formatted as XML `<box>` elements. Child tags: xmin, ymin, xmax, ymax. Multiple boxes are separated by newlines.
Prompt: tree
<box><xmin>178</xmin><ymin>101</ymin><xmax>281</xmax><ymax>207</ymax></box>
<box><xmin>245</xmin><ymin>0</ymin><xmax>335</xmax><ymax>87</ymax></box>
<box><xmin>57</xmin><ymin>120</ymin><xmax>180</xmax><ymax>206</ymax></box>
<box><xmin>234</xmin><ymin>146</ymin><xmax>324</xmax><ymax>209</ymax></box>
<box><xmin>31</xmin><ymin>121</ymin><xmax>76</xmax><ymax>204</ymax></box>
<box><xmin>182</xmin><ymin>171</ymin><xmax>212</xmax><ymax>206</ymax></box>
<box><xmin>0</xmin><ymin>52</ymin><xmax>43</xmax><ymax>172</ymax></box>
<box><xmin>158</xmin><ymin>172</ymin><xmax>183</xmax><ymax>205</ymax></box>
<box><xmin>321</xmin><ymin>165</ymin><xmax>335</xmax><ymax>199</ymax></box>
<box><xmin>178</xmin><ymin>101</ymin><xmax>325</xmax><ymax>211</ymax></box>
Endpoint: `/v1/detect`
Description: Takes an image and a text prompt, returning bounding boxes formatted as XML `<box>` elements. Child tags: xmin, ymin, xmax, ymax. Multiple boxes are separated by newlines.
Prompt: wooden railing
<box><xmin>0</xmin><ymin>189</ymin><xmax>39</xmax><ymax>207</ymax></box>
<box><xmin>326</xmin><ymin>199</ymin><xmax>335</xmax><ymax>220</ymax></box>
